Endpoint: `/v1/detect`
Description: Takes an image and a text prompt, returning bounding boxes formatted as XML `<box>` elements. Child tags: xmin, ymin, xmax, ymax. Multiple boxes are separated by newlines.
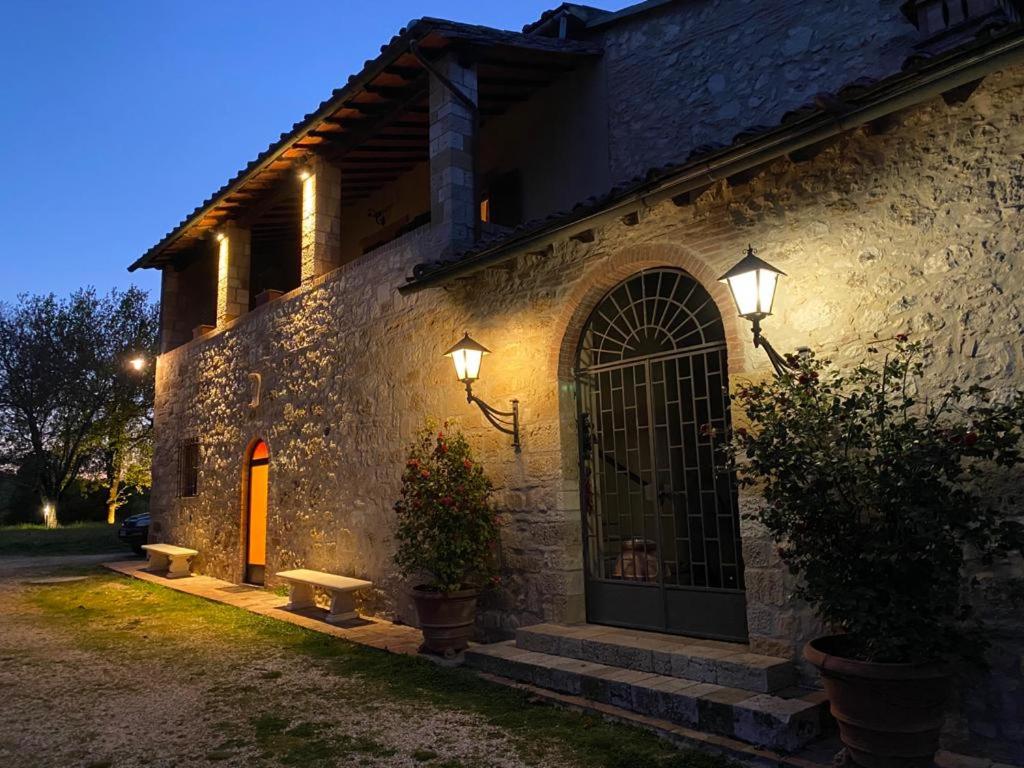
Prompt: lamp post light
<box><xmin>719</xmin><ymin>245</ymin><xmax>797</xmax><ymax>377</ymax></box>
<box><xmin>445</xmin><ymin>333</ymin><xmax>521</xmax><ymax>452</ymax></box>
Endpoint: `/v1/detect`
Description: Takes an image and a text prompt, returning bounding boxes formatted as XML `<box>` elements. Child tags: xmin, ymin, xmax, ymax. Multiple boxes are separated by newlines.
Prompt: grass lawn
<box><xmin>0</xmin><ymin>568</ymin><xmax>736</xmax><ymax>768</ymax></box>
<box><xmin>0</xmin><ymin>521</ymin><xmax>129</xmax><ymax>557</ymax></box>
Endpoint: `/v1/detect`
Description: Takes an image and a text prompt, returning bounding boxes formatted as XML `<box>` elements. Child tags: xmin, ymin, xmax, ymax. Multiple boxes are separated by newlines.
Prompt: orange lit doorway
<box><xmin>245</xmin><ymin>440</ymin><xmax>270</xmax><ymax>585</ymax></box>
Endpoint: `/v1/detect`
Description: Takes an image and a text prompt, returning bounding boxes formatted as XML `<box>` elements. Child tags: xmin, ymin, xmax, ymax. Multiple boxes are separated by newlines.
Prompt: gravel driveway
<box><xmin>0</xmin><ymin>558</ymin><xmax>710</xmax><ymax>768</ymax></box>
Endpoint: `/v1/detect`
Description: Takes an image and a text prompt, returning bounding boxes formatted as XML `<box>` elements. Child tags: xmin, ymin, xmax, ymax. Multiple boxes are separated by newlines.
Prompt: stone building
<box><xmin>131</xmin><ymin>1</ymin><xmax>1024</xmax><ymax>760</ymax></box>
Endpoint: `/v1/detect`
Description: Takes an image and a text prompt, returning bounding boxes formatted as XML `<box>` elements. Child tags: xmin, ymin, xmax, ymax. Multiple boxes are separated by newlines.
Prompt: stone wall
<box><xmin>152</xmin><ymin>66</ymin><xmax>1024</xmax><ymax>761</ymax></box>
<box><xmin>599</xmin><ymin>0</ymin><xmax>916</xmax><ymax>183</ymax></box>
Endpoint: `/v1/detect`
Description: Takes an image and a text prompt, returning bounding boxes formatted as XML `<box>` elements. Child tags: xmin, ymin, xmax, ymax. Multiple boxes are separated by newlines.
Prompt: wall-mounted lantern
<box><xmin>719</xmin><ymin>245</ymin><xmax>797</xmax><ymax>376</ymax></box>
<box><xmin>445</xmin><ymin>333</ymin><xmax>521</xmax><ymax>452</ymax></box>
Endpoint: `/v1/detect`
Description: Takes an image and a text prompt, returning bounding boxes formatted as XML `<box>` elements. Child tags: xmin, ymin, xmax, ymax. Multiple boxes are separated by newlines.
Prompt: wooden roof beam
<box><xmin>364</xmin><ymin>83</ymin><xmax>420</xmax><ymax>99</ymax></box>
<box><xmin>321</xmin><ymin>117</ymin><xmax>426</xmax><ymax>130</ymax></box>
<box><xmin>311</xmin><ymin>81</ymin><xmax>432</xmax><ymax>165</ymax></box>
<box><xmin>344</xmin><ymin>157</ymin><xmax>429</xmax><ymax>165</ymax></box>
<box><xmin>235</xmin><ymin>184</ymin><xmax>301</xmax><ymax>228</ymax></box>
<box><xmin>383</xmin><ymin>64</ymin><xmax>424</xmax><ymax>80</ymax></box>
<box><xmin>347</xmin><ymin>145</ymin><xmax>427</xmax><ymax>153</ymax></box>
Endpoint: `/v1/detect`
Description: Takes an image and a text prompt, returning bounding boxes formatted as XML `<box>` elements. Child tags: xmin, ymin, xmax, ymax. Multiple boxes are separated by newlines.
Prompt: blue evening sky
<box><xmin>0</xmin><ymin>1</ymin><xmax>627</xmax><ymax>302</ymax></box>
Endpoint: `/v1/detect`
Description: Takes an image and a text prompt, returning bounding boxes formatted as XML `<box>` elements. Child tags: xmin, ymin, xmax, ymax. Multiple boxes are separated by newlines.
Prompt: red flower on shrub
<box><xmin>393</xmin><ymin>422</ymin><xmax>500</xmax><ymax>593</ymax></box>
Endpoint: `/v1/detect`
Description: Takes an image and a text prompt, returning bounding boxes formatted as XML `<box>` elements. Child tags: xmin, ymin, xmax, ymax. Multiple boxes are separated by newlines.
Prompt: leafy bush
<box><xmin>393</xmin><ymin>422</ymin><xmax>500</xmax><ymax>593</ymax></box>
<box><xmin>728</xmin><ymin>339</ymin><xmax>1024</xmax><ymax>664</ymax></box>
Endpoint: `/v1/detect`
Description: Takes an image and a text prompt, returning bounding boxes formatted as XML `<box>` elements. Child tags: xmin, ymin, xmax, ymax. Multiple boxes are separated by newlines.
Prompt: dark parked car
<box><xmin>118</xmin><ymin>512</ymin><xmax>150</xmax><ymax>554</ymax></box>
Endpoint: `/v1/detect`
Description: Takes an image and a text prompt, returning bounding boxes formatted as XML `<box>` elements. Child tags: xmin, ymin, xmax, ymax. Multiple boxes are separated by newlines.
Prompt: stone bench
<box><xmin>276</xmin><ymin>569</ymin><xmax>372</xmax><ymax>624</ymax></box>
<box><xmin>141</xmin><ymin>543</ymin><xmax>198</xmax><ymax>579</ymax></box>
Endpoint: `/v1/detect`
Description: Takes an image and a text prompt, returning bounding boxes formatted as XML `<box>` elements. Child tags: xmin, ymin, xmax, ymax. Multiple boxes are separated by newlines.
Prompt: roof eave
<box><xmin>131</xmin><ymin>21</ymin><xmax>602</xmax><ymax>273</ymax></box>
<box><xmin>399</xmin><ymin>29</ymin><xmax>1024</xmax><ymax>294</ymax></box>
<box><xmin>128</xmin><ymin>18</ymin><xmax>436</xmax><ymax>273</ymax></box>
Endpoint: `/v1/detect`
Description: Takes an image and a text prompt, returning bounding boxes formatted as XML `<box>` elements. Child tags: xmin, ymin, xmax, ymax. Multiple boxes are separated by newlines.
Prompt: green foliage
<box><xmin>0</xmin><ymin>287</ymin><xmax>158</xmax><ymax>524</ymax></box>
<box><xmin>728</xmin><ymin>339</ymin><xmax>1024</xmax><ymax>664</ymax></box>
<box><xmin>393</xmin><ymin>422</ymin><xmax>500</xmax><ymax>593</ymax></box>
<box><xmin>0</xmin><ymin>521</ymin><xmax>123</xmax><ymax>556</ymax></box>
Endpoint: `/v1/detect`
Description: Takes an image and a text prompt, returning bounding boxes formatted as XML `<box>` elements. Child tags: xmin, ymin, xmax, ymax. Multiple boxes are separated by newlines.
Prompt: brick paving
<box><xmin>102</xmin><ymin>559</ymin><xmax>423</xmax><ymax>656</ymax></box>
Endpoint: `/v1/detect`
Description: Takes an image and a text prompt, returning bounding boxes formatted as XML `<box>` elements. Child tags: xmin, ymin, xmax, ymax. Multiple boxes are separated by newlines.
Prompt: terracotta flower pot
<box><xmin>805</xmin><ymin>636</ymin><xmax>950</xmax><ymax>768</ymax></box>
<box><xmin>412</xmin><ymin>586</ymin><xmax>480</xmax><ymax>658</ymax></box>
<box><xmin>612</xmin><ymin>538</ymin><xmax>660</xmax><ymax>582</ymax></box>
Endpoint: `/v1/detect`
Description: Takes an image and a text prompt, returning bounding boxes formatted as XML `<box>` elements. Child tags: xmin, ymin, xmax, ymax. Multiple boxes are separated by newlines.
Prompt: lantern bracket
<box><xmin>464</xmin><ymin>381</ymin><xmax>520</xmax><ymax>452</ymax></box>
<box><xmin>750</xmin><ymin>317</ymin><xmax>800</xmax><ymax>377</ymax></box>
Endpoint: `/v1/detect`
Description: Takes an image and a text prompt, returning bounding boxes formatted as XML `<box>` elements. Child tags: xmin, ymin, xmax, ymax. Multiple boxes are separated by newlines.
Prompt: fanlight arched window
<box><xmin>578</xmin><ymin>269</ymin><xmax>725</xmax><ymax>370</ymax></box>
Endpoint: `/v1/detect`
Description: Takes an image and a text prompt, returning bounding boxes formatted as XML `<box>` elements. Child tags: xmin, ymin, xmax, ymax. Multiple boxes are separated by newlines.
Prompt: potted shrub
<box><xmin>393</xmin><ymin>422</ymin><xmax>501</xmax><ymax>658</ymax></box>
<box><xmin>728</xmin><ymin>338</ymin><xmax>1024</xmax><ymax>768</ymax></box>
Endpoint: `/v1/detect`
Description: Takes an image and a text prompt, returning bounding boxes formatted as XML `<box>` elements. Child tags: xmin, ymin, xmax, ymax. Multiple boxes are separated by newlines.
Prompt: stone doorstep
<box><xmin>475</xmin><ymin>671</ymin><xmax>841</xmax><ymax>768</ymax></box>
<box><xmin>465</xmin><ymin>641</ymin><xmax>825</xmax><ymax>752</ymax></box>
<box><xmin>517</xmin><ymin>623</ymin><xmax>796</xmax><ymax>694</ymax></box>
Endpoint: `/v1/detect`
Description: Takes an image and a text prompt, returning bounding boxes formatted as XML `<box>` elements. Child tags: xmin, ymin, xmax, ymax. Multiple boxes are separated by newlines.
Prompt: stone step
<box><xmin>516</xmin><ymin>623</ymin><xmax>796</xmax><ymax>694</ymax></box>
<box><xmin>465</xmin><ymin>641</ymin><xmax>826</xmax><ymax>752</ymax></box>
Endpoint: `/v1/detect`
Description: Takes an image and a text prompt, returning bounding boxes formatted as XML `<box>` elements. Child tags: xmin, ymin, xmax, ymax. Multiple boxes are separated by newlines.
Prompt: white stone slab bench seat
<box><xmin>141</xmin><ymin>543</ymin><xmax>198</xmax><ymax>579</ymax></box>
<box><xmin>275</xmin><ymin>569</ymin><xmax>373</xmax><ymax>624</ymax></box>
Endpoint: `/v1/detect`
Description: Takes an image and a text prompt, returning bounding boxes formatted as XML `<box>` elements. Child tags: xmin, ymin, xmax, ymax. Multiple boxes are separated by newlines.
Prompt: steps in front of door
<box><xmin>465</xmin><ymin>626</ymin><xmax>826</xmax><ymax>752</ymax></box>
<box><xmin>517</xmin><ymin>623</ymin><xmax>795</xmax><ymax>694</ymax></box>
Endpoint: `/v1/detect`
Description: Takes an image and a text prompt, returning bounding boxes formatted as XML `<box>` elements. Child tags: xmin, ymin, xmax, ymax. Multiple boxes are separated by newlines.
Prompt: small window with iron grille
<box><xmin>177</xmin><ymin>438</ymin><xmax>200</xmax><ymax>498</ymax></box>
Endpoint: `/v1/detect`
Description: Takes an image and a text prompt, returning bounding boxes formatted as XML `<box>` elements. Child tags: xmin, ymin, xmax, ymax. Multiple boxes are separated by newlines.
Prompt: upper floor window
<box><xmin>177</xmin><ymin>438</ymin><xmax>200</xmax><ymax>498</ymax></box>
<box><xmin>481</xmin><ymin>170</ymin><xmax>523</xmax><ymax>228</ymax></box>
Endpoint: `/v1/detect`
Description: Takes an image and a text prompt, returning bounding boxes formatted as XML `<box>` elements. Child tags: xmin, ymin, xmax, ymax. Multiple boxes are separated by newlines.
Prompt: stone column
<box><xmin>216</xmin><ymin>224</ymin><xmax>251</xmax><ymax>327</ymax></box>
<box><xmin>159</xmin><ymin>267</ymin><xmax>184</xmax><ymax>353</ymax></box>
<box><xmin>300</xmin><ymin>157</ymin><xmax>342</xmax><ymax>283</ymax></box>
<box><xmin>428</xmin><ymin>55</ymin><xmax>478</xmax><ymax>256</ymax></box>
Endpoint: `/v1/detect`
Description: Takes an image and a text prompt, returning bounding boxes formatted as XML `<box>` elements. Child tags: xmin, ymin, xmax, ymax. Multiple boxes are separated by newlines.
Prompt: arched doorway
<box><xmin>244</xmin><ymin>440</ymin><xmax>270</xmax><ymax>585</ymax></box>
<box><xmin>576</xmin><ymin>268</ymin><xmax>747</xmax><ymax>641</ymax></box>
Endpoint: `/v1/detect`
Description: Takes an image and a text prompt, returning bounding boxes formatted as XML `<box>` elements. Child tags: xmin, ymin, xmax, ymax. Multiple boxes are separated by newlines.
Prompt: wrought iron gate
<box><xmin>576</xmin><ymin>269</ymin><xmax>747</xmax><ymax>641</ymax></box>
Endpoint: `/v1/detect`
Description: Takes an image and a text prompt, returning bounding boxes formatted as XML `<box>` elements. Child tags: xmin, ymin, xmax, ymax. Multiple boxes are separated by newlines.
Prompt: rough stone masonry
<box><xmin>138</xmin><ymin>0</ymin><xmax>1024</xmax><ymax>759</ymax></box>
<box><xmin>152</xmin><ymin>61</ymin><xmax>1024</xmax><ymax>760</ymax></box>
